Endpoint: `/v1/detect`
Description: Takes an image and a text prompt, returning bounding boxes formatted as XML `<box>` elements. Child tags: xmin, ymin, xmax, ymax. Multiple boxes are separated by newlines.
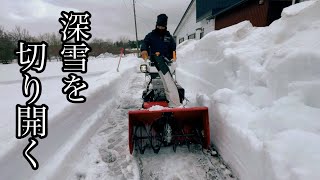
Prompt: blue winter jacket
<box><xmin>140</xmin><ymin>29</ymin><xmax>176</xmax><ymax>59</ymax></box>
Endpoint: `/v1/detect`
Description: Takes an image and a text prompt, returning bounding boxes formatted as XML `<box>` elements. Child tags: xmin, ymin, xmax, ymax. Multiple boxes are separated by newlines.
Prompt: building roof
<box><xmin>173</xmin><ymin>0</ymin><xmax>251</xmax><ymax>35</ymax></box>
<box><xmin>173</xmin><ymin>0</ymin><xmax>195</xmax><ymax>36</ymax></box>
<box><xmin>212</xmin><ymin>0</ymin><xmax>250</xmax><ymax>18</ymax></box>
<box><xmin>197</xmin><ymin>0</ymin><xmax>249</xmax><ymax>21</ymax></box>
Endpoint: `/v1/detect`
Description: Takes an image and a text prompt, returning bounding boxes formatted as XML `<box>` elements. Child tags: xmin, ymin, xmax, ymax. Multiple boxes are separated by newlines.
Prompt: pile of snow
<box><xmin>96</xmin><ymin>52</ymin><xmax>118</xmax><ymax>59</ymax></box>
<box><xmin>176</xmin><ymin>1</ymin><xmax>320</xmax><ymax>180</ymax></box>
<box><xmin>148</xmin><ymin>105</ymin><xmax>168</xmax><ymax>111</ymax></box>
<box><xmin>0</xmin><ymin>56</ymin><xmax>140</xmax><ymax>165</ymax></box>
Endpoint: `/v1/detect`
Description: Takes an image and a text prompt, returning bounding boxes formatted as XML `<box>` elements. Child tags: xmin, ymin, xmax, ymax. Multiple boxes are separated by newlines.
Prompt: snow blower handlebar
<box><xmin>139</xmin><ymin>57</ymin><xmax>174</xmax><ymax>74</ymax></box>
<box><xmin>141</xmin><ymin>51</ymin><xmax>176</xmax><ymax>61</ymax></box>
<box><xmin>140</xmin><ymin>51</ymin><xmax>175</xmax><ymax>73</ymax></box>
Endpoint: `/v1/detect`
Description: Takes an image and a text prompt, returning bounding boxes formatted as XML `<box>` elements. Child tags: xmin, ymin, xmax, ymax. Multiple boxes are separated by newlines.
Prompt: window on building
<box><xmin>188</xmin><ymin>33</ymin><xmax>196</xmax><ymax>39</ymax></box>
<box><xmin>179</xmin><ymin>37</ymin><xmax>184</xmax><ymax>44</ymax></box>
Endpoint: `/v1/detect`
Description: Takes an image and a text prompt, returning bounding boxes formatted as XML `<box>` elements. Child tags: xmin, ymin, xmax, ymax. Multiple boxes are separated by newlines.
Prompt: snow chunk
<box><xmin>265</xmin><ymin>130</ymin><xmax>320</xmax><ymax>180</ymax></box>
<box><xmin>148</xmin><ymin>105</ymin><xmax>168</xmax><ymax>111</ymax></box>
<box><xmin>282</xmin><ymin>0</ymin><xmax>316</xmax><ymax>17</ymax></box>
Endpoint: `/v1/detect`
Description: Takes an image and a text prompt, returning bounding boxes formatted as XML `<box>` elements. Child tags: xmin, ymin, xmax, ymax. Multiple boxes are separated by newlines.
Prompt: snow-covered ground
<box><xmin>0</xmin><ymin>54</ymin><xmax>234</xmax><ymax>180</ymax></box>
<box><xmin>1</xmin><ymin>1</ymin><xmax>320</xmax><ymax>180</ymax></box>
<box><xmin>0</xmin><ymin>55</ymin><xmax>139</xmax><ymax>179</ymax></box>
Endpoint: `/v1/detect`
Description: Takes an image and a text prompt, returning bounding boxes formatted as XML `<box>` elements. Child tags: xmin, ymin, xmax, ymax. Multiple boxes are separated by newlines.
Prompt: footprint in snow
<box><xmin>99</xmin><ymin>148</ymin><xmax>117</xmax><ymax>163</ymax></box>
<box><xmin>75</xmin><ymin>172</ymin><xmax>86</xmax><ymax>180</ymax></box>
<box><xmin>108</xmin><ymin>138</ymin><xmax>115</xmax><ymax>143</ymax></box>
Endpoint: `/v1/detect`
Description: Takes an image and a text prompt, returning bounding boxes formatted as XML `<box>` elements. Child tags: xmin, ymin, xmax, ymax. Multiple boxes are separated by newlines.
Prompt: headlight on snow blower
<box><xmin>140</xmin><ymin>64</ymin><xmax>148</xmax><ymax>73</ymax></box>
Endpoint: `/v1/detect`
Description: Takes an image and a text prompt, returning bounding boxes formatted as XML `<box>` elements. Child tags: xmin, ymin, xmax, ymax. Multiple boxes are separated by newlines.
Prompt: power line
<box><xmin>136</xmin><ymin>16</ymin><xmax>153</xmax><ymax>32</ymax></box>
<box><xmin>135</xmin><ymin>1</ymin><xmax>158</xmax><ymax>16</ymax></box>
<box><xmin>120</xmin><ymin>1</ymin><xmax>146</xmax><ymax>41</ymax></box>
<box><xmin>122</xmin><ymin>0</ymin><xmax>129</xmax><ymax>11</ymax></box>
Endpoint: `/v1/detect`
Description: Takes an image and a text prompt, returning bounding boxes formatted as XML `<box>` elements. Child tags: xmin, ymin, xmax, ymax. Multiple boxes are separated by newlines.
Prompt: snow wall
<box><xmin>176</xmin><ymin>1</ymin><xmax>320</xmax><ymax>180</ymax></box>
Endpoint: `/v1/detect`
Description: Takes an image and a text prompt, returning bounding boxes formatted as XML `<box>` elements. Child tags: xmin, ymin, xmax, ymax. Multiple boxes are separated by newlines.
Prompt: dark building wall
<box><xmin>215</xmin><ymin>0</ymin><xmax>269</xmax><ymax>30</ymax></box>
<box><xmin>196</xmin><ymin>0</ymin><xmax>244</xmax><ymax>22</ymax></box>
<box><xmin>267</xmin><ymin>0</ymin><xmax>292</xmax><ymax>25</ymax></box>
<box><xmin>196</xmin><ymin>0</ymin><xmax>216</xmax><ymax>21</ymax></box>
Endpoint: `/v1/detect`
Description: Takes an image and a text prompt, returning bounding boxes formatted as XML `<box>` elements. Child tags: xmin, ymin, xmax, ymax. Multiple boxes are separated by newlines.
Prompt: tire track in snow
<box><xmin>64</xmin><ymin>72</ymin><xmax>144</xmax><ymax>180</ymax></box>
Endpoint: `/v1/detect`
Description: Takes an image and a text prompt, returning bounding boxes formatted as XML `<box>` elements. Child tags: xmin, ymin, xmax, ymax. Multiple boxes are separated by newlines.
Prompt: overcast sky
<box><xmin>0</xmin><ymin>0</ymin><xmax>189</xmax><ymax>41</ymax></box>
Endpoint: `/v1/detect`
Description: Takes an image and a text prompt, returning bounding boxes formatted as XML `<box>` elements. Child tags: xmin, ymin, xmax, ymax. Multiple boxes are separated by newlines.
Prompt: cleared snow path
<box><xmin>137</xmin><ymin>148</ymin><xmax>235</xmax><ymax>180</ymax></box>
<box><xmin>63</xmin><ymin>70</ymin><xmax>237</xmax><ymax>180</ymax></box>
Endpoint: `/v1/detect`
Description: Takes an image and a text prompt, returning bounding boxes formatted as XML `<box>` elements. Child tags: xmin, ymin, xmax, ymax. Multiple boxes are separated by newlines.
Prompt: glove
<box><xmin>141</xmin><ymin>50</ymin><xmax>148</xmax><ymax>60</ymax></box>
<box><xmin>172</xmin><ymin>51</ymin><xmax>176</xmax><ymax>61</ymax></box>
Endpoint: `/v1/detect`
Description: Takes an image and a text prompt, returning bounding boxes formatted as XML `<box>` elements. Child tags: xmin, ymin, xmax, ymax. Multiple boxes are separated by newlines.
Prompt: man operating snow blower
<box><xmin>140</xmin><ymin>14</ymin><xmax>181</xmax><ymax>107</ymax></box>
<box><xmin>128</xmin><ymin>14</ymin><xmax>210</xmax><ymax>154</ymax></box>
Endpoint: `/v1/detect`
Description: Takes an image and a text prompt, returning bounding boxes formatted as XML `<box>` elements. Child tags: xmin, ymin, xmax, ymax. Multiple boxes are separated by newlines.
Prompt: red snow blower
<box><xmin>128</xmin><ymin>54</ymin><xmax>210</xmax><ymax>154</ymax></box>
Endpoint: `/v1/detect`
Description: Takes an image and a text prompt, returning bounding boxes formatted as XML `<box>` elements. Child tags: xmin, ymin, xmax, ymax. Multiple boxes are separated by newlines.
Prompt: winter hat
<box><xmin>156</xmin><ymin>14</ymin><xmax>168</xmax><ymax>27</ymax></box>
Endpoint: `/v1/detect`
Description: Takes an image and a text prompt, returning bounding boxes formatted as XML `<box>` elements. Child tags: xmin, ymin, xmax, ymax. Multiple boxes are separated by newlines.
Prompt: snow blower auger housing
<box><xmin>128</xmin><ymin>54</ymin><xmax>210</xmax><ymax>154</ymax></box>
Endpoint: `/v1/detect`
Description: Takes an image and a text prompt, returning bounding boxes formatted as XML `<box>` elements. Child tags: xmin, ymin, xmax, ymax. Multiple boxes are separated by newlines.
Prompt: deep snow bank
<box><xmin>176</xmin><ymin>1</ymin><xmax>320</xmax><ymax>180</ymax></box>
<box><xmin>0</xmin><ymin>56</ymin><xmax>139</xmax><ymax>159</ymax></box>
